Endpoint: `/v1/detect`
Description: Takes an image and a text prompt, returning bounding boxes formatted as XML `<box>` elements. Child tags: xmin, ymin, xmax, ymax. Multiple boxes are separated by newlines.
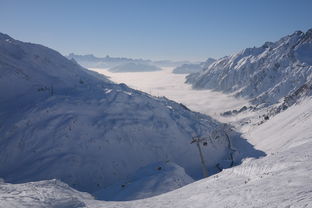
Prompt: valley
<box><xmin>90</xmin><ymin>67</ymin><xmax>248</xmax><ymax>123</ymax></box>
<box><xmin>0</xmin><ymin>15</ymin><xmax>311</xmax><ymax>207</ymax></box>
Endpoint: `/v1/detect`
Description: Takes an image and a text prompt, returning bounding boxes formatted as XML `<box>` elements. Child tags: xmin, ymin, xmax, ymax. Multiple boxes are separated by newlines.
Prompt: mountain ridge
<box><xmin>186</xmin><ymin>29</ymin><xmax>312</xmax><ymax>107</ymax></box>
<box><xmin>67</xmin><ymin>53</ymin><xmax>194</xmax><ymax>69</ymax></box>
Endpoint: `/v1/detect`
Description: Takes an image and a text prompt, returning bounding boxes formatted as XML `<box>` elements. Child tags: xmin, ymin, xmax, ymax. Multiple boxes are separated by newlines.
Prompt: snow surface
<box><xmin>94</xmin><ymin>162</ymin><xmax>194</xmax><ymax>201</ymax></box>
<box><xmin>0</xmin><ymin>179</ymin><xmax>93</xmax><ymax>208</ymax></box>
<box><xmin>0</xmin><ymin>33</ymin><xmax>244</xmax><ymax>198</ymax></box>
<box><xmin>172</xmin><ymin>63</ymin><xmax>203</xmax><ymax>74</ymax></box>
<box><xmin>172</xmin><ymin>58</ymin><xmax>215</xmax><ymax>74</ymax></box>
<box><xmin>1</xmin><ymin>98</ymin><xmax>311</xmax><ymax>208</ymax></box>
<box><xmin>1</xmin><ymin>30</ymin><xmax>312</xmax><ymax>207</ymax></box>
<box><xmin>93</xmin><ymin>98</ymin><xmax>312</xmax><ymax>208</ymax></box>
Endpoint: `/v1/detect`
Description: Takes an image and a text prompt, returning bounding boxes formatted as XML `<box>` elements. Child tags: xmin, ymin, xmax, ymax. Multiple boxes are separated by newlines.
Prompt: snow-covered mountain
<box><xmin>261</xmin><ymin>79</ymin><xmax>312</xmax><ymax>121</ymax></box>
<box><xmin>94</xmin><ymin>161</ymin><xmax>194</xmax><ymax>201</ymax></box>
<box><xmin>67</xmin><ymin>53</ymin><xmax>191</xmax><ymax>69</ymax></box>
<box><xmin>109</xmin><ymin>62</ymin><xmax>162</xmax><ymax>72</ymax></box>
<box><xmin>67</xmin><ymin>53</ymin><xmax>152</xmax><ymax>69</ymax></box>
<box><xmin>1</xmin><ymin>97</ymin><xmax>311</xmax><ymax>208</ymax></box>
<box><xmin>0</xmin><ymin>33</ymin><xmax>238</xmax><ymax>195</ymax></box>
<box><xmin>187</xmin><ymin>29</ymin><xmax>312</xmax><ymax>106</ymax></box>
<box><xmin>173</xmin><ymin>63</ymin><xmax>202</xmax><ymax>74</ymax></box>
<box><xmin>172</xmin><ymin>58</ymin><xmax>215</xmax><ymax>74</ymax></box>
<box><xmin>1</xmin><ymin>30</ymin><xmax>311</xmax><ymax>208</ymax></box>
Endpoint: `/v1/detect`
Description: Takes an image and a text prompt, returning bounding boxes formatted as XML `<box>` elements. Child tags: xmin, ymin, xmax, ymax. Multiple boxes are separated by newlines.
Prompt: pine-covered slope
<box><xmin>187</xmin><ymin>29</ymin><xmax>312</xmax><ymax>106</ymax></box>
<box><xmin>0</xmin><ymin>33</ymin><xmax>237</xmax><ymax>194</ymax></box>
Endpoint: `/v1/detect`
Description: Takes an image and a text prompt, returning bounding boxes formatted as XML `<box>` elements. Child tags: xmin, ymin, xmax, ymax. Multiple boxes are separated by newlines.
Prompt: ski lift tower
<box><xmin>191</xmin><ymin>136</ymin><xmax>209</xmax><ymax>178</ymax></box>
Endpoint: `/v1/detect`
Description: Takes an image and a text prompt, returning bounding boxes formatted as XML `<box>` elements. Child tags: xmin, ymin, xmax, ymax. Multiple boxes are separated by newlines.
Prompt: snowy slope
<box><xmin>94</xmin><ymin>162</ymin><xmax>194</xmax><ymax>201</ymax></box>
<box><xmin>0</xmin><ymin>179</ymin><xmax>92</xmax><ymax>208</ymax></box>
<box><xmin>0</xmin><ymin>33</ymin><xmax>107</xmax><ymax>104</ymax></box>
<box><xmin>172</xmin><ymin>63</ymin><xmax>203</xmax><ymax>74</ymax></box>
<box><xmin>0</xmin><ymin>33</ymin><xmax>237</xmax><ymax>195</ymax></box>
<box><xmin>66</xmin><ymin>53</ymin><xmax>152</xmax><ymax>69</ymax></box>
<box><xmin>1</xmin><ymin>98</ymin><xmax>311</xmax><ymax>208</ymax></box>
<box><xmin>172</xmin><ymin>58</ymin><xmax>215</xmax><ymax>74</ymax></box>
<box><xmin>67</xmin><ymin>53</ymin><xmax>190</xmax><ymax>68</ymax></box>
<box><xmin>267</xmin><ymin>78</ymin><xmax>312</xmax><ymax>118</ymax></box>
<box><xmin>109</xmin><ymin>62</ymin><xmax>161</xmax><ymax>72</ymax></box>
<box><xmin>187</xmin><ymin>29</ymin><xmax>312</xmax><ymax>106</ymax></box>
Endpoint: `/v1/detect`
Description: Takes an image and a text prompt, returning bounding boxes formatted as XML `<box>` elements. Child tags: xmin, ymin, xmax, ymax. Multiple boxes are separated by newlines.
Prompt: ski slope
<box><xmin>93</xmin><ymin>98</ymin><xmax>312</xmax><ymax>208</ymax></box>
<box><xmin>1</xmin><ymin>98</ymin><xmax>311</xmax><ymax>208</ymax></box>
<box><xmin>2</xmin><ymin>64</ymin><xmax>311</xmax><ymax>208</ymax></box>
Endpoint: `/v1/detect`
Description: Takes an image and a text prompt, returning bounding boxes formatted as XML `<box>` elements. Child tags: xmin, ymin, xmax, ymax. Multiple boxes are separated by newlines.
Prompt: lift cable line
<box><xmin>191</xmin><ymin>136</ymin><xmax>209</xmax><ymax>178</ymax></box>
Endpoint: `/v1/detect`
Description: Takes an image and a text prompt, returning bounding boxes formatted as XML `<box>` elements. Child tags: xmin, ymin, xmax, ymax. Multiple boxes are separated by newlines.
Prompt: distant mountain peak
<box><xmin>0</xmin><ymin>32</ymin><xmax>13</xmax><ymax>41</ymax></box>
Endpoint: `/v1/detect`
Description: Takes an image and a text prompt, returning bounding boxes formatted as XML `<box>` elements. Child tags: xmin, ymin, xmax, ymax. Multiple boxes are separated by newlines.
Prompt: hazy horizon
<box><xmin>1</xmin><ymin>0</ymin><xmax>312</xmax><ymax>61</ymax></box>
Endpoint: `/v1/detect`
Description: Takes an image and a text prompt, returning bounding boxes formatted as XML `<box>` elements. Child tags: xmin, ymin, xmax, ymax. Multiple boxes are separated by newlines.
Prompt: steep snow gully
<box><xmin>0</xmin><ymin>32</ymin><xmax>265</xmax><ymax>204</ymax></box>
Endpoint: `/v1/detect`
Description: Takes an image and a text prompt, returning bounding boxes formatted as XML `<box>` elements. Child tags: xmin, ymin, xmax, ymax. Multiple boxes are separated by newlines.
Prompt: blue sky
<box><xmin>1</xmin><ymin>0</ymin><xmax>312</xmax><ymax>61</ymax></box>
